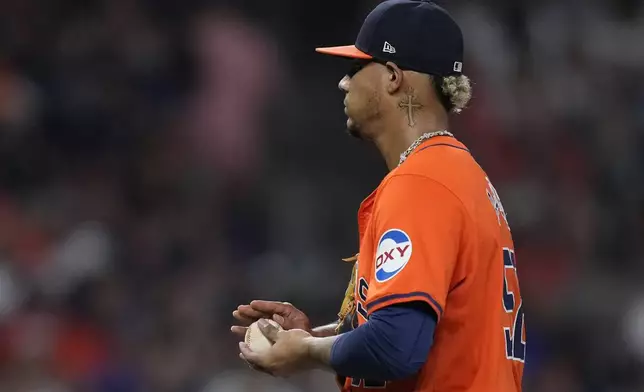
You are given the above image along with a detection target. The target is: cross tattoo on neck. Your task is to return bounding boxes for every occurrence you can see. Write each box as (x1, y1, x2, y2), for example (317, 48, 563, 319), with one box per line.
(398, 89, 422, 127)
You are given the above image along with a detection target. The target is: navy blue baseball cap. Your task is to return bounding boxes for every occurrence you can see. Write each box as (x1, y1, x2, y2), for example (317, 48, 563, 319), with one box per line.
(316, 0, 464, 77)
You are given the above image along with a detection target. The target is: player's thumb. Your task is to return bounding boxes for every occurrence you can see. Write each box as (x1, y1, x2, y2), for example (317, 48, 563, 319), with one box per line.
(272, 314, 285, 326)
(258, 319, 279, 342)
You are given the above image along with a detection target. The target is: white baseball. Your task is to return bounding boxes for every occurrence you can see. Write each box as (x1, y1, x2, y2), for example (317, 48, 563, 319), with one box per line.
(245, 319, 283, 354)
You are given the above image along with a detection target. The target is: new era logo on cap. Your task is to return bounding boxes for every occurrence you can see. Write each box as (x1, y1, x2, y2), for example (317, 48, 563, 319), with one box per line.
(383, 41, 396, 54)
(315, 1, 464, 77)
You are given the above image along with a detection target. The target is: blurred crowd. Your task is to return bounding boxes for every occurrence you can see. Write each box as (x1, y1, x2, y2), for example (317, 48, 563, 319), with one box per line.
(0, 0, 642, 391)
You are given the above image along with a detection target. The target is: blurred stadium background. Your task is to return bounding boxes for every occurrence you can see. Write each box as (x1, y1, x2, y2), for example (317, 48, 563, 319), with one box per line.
(0, 0, 643, 391)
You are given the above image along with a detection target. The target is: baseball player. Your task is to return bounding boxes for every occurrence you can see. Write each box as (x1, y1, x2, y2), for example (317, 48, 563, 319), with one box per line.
(232, 1, 525, 390)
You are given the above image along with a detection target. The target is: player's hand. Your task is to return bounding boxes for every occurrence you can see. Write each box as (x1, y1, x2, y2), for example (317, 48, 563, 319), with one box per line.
(231, 300, 312, 339)
(239, 319, 313, 377)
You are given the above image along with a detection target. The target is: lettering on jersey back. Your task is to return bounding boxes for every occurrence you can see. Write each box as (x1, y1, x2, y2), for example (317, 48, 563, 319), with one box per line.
(485, 176, 509, 228)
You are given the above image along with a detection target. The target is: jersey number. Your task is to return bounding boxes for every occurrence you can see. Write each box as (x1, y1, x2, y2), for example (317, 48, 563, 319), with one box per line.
(502, 248, 526, 362)
(351, 378, 386, 389)
(350, 278, 386, 388)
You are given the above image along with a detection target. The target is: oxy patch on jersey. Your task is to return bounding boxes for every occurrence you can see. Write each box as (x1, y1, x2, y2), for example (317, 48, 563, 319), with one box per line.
(375, 229, 413, 282)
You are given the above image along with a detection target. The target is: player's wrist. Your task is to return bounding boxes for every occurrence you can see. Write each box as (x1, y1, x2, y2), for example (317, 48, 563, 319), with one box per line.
(302, 336, 316, 360)
(303, 335, 337, 368)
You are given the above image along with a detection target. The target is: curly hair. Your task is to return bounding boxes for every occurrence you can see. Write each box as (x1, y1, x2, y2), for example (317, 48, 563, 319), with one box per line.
(432, 74, 472, 114)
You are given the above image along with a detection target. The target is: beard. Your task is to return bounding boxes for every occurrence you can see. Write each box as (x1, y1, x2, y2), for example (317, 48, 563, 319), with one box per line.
(347, 128, 363, 139)
(346, 119, 364, 140)
(343, 90, 380, 141)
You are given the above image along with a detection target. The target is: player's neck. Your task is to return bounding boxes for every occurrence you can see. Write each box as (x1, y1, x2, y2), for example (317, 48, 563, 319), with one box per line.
(373, 112, 449, 171)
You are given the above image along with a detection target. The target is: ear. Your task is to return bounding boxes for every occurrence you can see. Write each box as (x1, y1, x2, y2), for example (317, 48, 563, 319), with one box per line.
(384, 61, 404, 94)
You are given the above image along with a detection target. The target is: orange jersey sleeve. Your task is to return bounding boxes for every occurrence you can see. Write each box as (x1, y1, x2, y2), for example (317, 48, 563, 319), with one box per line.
(364, 173, 465, 320)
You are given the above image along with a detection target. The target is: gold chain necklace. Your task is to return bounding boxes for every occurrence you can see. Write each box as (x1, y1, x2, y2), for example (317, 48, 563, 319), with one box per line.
(398, 130, 454, 166)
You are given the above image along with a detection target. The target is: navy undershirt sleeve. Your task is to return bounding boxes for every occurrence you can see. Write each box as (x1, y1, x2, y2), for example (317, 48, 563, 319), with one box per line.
(329, 302, 437, 381)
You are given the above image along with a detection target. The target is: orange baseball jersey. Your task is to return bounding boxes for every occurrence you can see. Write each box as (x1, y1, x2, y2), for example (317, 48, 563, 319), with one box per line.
(337, 136, 525, 391)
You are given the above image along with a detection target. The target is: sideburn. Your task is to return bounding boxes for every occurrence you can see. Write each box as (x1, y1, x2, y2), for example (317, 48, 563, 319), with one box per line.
(365, 89, 382, 121)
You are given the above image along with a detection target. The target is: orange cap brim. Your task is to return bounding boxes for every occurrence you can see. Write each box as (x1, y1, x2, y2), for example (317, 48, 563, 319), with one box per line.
(315, 45, 372, 59)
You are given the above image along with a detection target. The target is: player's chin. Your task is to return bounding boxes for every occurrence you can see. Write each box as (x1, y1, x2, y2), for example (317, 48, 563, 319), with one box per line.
(345, 118, 363, 140)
